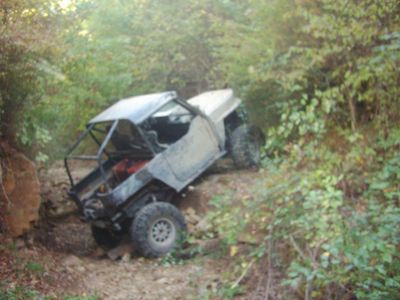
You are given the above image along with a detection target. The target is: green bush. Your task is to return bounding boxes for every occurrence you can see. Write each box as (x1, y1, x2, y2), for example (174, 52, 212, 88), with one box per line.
(209, 128, 400, 298)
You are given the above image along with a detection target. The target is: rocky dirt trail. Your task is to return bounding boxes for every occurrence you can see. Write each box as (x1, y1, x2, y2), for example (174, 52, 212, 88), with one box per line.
(36, 160, 260, 299)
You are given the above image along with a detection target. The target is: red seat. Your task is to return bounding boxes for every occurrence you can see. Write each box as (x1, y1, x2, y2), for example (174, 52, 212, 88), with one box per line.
(113, 159, 148, 181)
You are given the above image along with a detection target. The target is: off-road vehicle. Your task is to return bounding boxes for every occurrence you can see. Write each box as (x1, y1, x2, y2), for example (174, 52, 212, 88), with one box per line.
(65, 89, 264, 257)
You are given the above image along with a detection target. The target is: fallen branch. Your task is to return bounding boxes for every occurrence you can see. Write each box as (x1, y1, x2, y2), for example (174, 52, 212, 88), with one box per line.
(231, 258, 256, 290)
(289, 234, 308, 262)
(289, 235, 317, 300)
(263, 227, 274, 300)
(250, 258, 266, 300)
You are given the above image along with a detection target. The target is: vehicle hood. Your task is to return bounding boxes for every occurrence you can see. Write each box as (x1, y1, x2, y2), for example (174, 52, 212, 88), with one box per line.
(187, 89, 241, 122)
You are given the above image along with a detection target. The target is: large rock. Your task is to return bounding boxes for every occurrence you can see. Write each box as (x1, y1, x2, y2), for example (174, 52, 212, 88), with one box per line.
(0, 143, 41, 237)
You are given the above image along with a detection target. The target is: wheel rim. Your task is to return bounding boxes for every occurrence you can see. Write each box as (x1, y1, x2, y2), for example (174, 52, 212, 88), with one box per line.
(148, 218, 177, 250)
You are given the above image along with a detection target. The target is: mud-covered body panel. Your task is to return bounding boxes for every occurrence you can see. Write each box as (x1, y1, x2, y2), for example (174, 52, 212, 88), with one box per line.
(187, 89, 240, 124)
(106, 116, 224, 207)
(188, 89, 240, 147)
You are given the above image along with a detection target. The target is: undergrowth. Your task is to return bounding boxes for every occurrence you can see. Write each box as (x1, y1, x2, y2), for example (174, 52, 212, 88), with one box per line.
(208, 127, 400, 299)
(0, 239, 98, 300)
(0, 285, 98, 300)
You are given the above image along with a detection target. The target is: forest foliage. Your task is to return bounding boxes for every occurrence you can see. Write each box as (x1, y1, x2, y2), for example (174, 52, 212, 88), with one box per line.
(0, 0, 399, 298)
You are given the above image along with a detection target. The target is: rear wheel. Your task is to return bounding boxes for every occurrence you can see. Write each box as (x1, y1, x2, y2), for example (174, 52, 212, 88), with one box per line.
(130, 202, 187, 258)
(229, 124, 264, 168)
(91, 225, 121, 248)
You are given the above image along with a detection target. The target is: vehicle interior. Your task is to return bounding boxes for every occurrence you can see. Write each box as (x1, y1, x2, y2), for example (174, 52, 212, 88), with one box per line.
(140, 100, 194, 145)
(67, 120, 154, 203)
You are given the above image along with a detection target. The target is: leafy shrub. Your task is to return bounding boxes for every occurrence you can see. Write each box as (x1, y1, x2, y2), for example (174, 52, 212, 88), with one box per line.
(209, 128, 400, 299)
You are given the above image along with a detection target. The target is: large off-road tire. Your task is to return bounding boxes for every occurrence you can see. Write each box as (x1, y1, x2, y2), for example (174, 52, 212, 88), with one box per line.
(130, 202, 187, 258)
(229, 124, 264, 169)
(91, 225, 121, 248)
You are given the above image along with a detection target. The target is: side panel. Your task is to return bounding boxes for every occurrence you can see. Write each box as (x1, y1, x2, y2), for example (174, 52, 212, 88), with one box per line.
(108, 116, 224, 206)
(163, 116, 220, 181)
(107, 168, 153, 207)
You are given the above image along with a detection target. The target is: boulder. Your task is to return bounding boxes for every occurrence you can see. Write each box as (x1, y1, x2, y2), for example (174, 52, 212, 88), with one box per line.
(0, 143, 41, 237)
(107, 243, 134, 261)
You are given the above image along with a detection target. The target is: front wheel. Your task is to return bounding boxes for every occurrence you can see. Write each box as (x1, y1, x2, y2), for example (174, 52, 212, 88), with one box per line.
(130, 202, 187, 258)
(229, 124, 264, 169)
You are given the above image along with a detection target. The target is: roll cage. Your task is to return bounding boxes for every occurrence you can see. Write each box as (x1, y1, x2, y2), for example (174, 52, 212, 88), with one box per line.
(64, 96, 204, 198)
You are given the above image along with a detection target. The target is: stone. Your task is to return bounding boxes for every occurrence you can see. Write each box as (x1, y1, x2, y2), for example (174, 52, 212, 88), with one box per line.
(92, 247, 107, 259)
(15, 238, 25, 249)
(193, 217, 211, 234)
(184, 207, 202, 226)
(185, 207, 196, 216)
(76, 265, 86, 272)
(1, 143, 41, 237)
(107, 243, 134, 261)
(157, 277, 169, 284)
(63, 255, 82, 267)
(63, 255, 83, 272)
(121, 252, 131, 263)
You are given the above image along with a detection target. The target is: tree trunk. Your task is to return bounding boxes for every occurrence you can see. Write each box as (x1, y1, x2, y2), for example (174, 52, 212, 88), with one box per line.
(348, 97, 357, 132)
